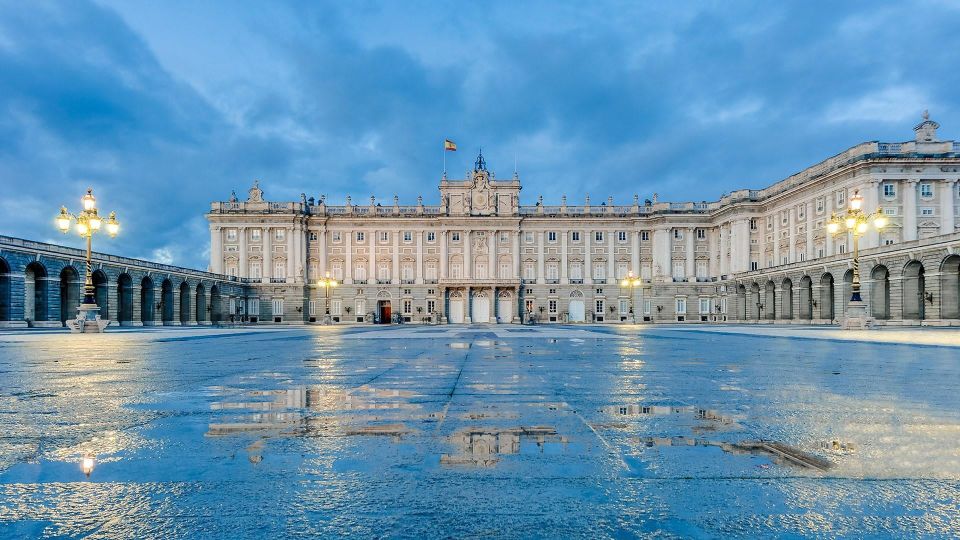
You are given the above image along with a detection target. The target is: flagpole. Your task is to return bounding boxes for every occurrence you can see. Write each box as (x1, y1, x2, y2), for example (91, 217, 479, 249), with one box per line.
(443, 140, 446, 176)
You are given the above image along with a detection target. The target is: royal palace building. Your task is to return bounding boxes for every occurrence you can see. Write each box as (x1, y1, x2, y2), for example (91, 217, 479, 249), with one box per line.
(206, 114, 960, 326)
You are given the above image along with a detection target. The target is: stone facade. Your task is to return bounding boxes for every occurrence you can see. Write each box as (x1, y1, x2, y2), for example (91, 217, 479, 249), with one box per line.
(0, 235, 246, 327)
(207, 115, 960, 325)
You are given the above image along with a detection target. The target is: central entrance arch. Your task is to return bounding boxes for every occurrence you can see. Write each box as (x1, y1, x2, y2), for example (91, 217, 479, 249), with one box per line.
(448, 291, 464, 323)
(497, 290, 513, 323)
(568, 290, 585, 322)
(472, 290, 490, 323)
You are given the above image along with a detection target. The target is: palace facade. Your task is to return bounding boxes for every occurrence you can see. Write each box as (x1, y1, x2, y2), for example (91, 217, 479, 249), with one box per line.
(207, 114, 960, 326)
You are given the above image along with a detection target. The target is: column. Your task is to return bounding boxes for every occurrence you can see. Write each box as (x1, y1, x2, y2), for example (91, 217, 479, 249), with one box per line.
(903, 179, 918, 242)
(941, 179, 957, 235)
(719, 224, 729, 277)
(262, 227, 272, 282)
(186, 283, 197, 325)
(585, 229, 592, 284)
(825, 195, 834, 255)
(788, 208, 796, 262)
(440, 230, 448, 279)
(536, 231, 545, 284)
(318, 227, 327, 277)
(286, 225, 295, 282)
(416, 230, 424, 284)
(607, 231, 615, 283)
(805, 203, 814, 260)
(512, 230, 520, 279)
(685, 227, 694, 280)
(369, 229, 376, 283)
(345, 229, 353, 284)
(211, 226, 223, 274)
(708, 227, 720, 278)
(652, 228, 670, 280)
(464, 230, 472, 279)
(239, 226, 248, 277)
(171, 283, 181, 326)
(561, 230, 568, 283)
(631, 229, 640, 276)
(773, 213, 781, 266)
(392, 230, 399, 284)
(488, 229, 496, 280)
(864, 179, 881, 248)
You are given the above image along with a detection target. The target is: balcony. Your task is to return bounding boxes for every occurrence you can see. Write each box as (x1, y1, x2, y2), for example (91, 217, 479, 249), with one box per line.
(593, 278, 607, 284)
(569, 279, 583, 284)
(377, 279, 391, 285)
(424, 279, 438, 284)
(401, 279, 415, 285)
(546, 279, 560, 284)
(269, 277, 286, 283)
(354, 279, 368, 285)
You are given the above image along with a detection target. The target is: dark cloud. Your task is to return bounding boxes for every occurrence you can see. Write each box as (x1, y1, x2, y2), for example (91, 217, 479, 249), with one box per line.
(2, 1, 959, 269)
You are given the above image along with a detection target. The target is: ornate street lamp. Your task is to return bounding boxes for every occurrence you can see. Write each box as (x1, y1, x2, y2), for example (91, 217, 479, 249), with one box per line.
(56, 188, 120, 333)
(316, 272, 338, 324)
(826, 189, 887, 329)
(81, 453, 96, 477)
(620, 271, 642, 323)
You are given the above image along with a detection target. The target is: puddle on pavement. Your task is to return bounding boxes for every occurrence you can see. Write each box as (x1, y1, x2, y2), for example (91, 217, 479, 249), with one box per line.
(441, 426, 571, 467)
(636, 436, 834, 472)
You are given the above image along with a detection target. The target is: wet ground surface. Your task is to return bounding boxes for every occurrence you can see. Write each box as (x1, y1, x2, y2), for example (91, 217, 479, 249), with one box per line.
(0, 324, 958, 538)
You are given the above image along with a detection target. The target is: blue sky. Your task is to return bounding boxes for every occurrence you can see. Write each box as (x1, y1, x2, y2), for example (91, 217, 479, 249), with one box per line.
(2, 1, 959, 270)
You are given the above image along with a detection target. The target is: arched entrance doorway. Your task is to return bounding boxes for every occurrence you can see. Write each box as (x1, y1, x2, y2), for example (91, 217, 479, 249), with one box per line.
(117, 273, 133, 325)
(819, 273, 835, 321)
(0, 257, 10, 322)
(870, 265, 890, 319)
(781, 278, 794, 320)
(749, 283, 761, 320)
(195, 283, 207, 324)
(842, 269, 854, 315)
(497, 290, 513, 323)
(92, 269, 109, 318)
(736, 284, 747, 320)
(902, 260, 925, 320)
(59, 266, 80, 324)
(568, 290, 585, 322)
(161, 279, 174, 324)
(764, 280, 776, 320)
(210, 285, 222, 324)
(448, 291, 464, 323)
(799, 276, 813, 320)
(179, 282, 191, 324)
(24, 261, 48, 324)
(472, 290, 490, 323)
(141, 276, 155, 325)
(939, 255, 960, 320)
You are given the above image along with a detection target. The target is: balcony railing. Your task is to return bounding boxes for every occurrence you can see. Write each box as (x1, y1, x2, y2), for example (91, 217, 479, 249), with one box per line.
(269, 277, 286, 283)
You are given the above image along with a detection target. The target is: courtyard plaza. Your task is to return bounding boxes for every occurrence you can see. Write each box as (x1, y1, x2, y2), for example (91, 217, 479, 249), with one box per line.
(0, 324, 958, 538)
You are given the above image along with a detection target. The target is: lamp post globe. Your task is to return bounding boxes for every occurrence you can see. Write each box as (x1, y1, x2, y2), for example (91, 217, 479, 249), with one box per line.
(826, 189, 885, 329)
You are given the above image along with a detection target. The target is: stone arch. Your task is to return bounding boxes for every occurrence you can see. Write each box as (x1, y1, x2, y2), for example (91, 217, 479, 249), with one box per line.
(161, 278, 174, 324)
(902, 260, 925, 320)
(764, 280, 776, 320)
(179, 281, 191, 324)
(59, 266, 81, 324)
(141, 276, 155, 324)
(449, 290, 463, 299)
(939, 255, 960, 320)
(0, 257, 10, 322)
(569, 289, 584, 298)
(781, 278, 794, 319)
(749, 282, 761, 320)
(737, 283, 747, 320)
(92, 269, 109, 317)
(210, 284, 221, 324)
(870, 265, 890, 319)
(819, 273, 835, 321)
(195, 282, 207, 323)
(117, 273, 133, 325)
(498, 289, 512, 299)
(799, 276, 813, 320)
(24, 261, 48, 323)
(377, 289, 392, 299)
(842, 269, 854, 311)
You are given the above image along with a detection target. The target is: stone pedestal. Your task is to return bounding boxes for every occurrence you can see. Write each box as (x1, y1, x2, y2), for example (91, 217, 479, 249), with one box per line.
(840, 300, 874, 330)
(66, 304, 111, 333)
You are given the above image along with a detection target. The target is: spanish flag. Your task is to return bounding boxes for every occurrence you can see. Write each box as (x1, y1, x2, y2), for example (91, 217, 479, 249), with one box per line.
(444, 139, 457, 151)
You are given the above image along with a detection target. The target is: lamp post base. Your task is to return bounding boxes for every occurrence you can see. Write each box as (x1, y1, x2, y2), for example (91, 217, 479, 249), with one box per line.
(840, 300, 874, 330)
(66, 304, 111, 333)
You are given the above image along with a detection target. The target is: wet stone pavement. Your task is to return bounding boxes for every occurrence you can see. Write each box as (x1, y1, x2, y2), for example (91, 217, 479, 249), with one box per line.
(0, 325, 959, 538)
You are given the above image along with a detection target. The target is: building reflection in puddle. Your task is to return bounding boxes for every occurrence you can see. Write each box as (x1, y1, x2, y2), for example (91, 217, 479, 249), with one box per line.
(603, 404, 737, 426)
(441, 426, 568, 467)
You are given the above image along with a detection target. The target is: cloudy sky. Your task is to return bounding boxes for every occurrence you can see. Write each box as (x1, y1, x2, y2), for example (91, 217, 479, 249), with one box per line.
(2, 1, 959, 269)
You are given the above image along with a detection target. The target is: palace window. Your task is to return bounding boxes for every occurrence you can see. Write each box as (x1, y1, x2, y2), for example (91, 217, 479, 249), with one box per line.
(617, 231, 627, 242)
(226, 229, 237, 241)
(618, 299, 629, 314)
(572, 231, 581, 241)
(696, 261, 708, 279)
(883, 183, 896, 198)
(427, 231, 436, 242)
(640, 231, 649, 241)
(750, 261, 759, 271)
(450, 262, 462, 279)
(883, 207, 897, 215)
(836, 191, 846, 207)
(331, 262, 343, 280)
(247, 298, 260, 316)
(309, 300, 316, 317)
(332, 231, 341, 242)
(401, 263, 414, 280)
(549, 300, 557, 313)
(403, 300, 412, 314)
(425, 262, 438, 280)
(525, 299, 535, 314)
(546, 262, 559, 280)
(616, 262, 628, 279)
(596, 288, 603, 295)
(920, 183, 933, 198)
(570, 262, 583, 280)
(452, 232, 461, 242)
(675, 297, 687, 314)
(331, 299, 342, 316)
(547, 231, 557, 243)
(251, 229, 261, 241)
(593, 263, 606, 280)
(499, 261, 511, 279)
(595, 231, 604, 242)
(595, 299, 605, 314)
(672, 261, 684, 280)
(250, 262, 262, 279)
(816, 198, 824, 213)
(749, 219, 758, 230)
(525, 232, 534, 243)
(673, 229, 683, 240)
(699, 298, 710, 314)
(403, 231, 412, 242)
(355, 299, 366, 317)
(921, 207, 934, 216)
(523, 262, 535, 280)
(308, 231, 318, 241)
(275, 229, 285, 241)
(354, 264, 366, 281)
(426, 300, 436, 313)
(356, 231, 365, 242)
(696, 228, 706, 240)
(500, 232, 509, 244)
(272, 299, 284, 316)
(380, 231, 389, 242)
(274, 261, 286, 279)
